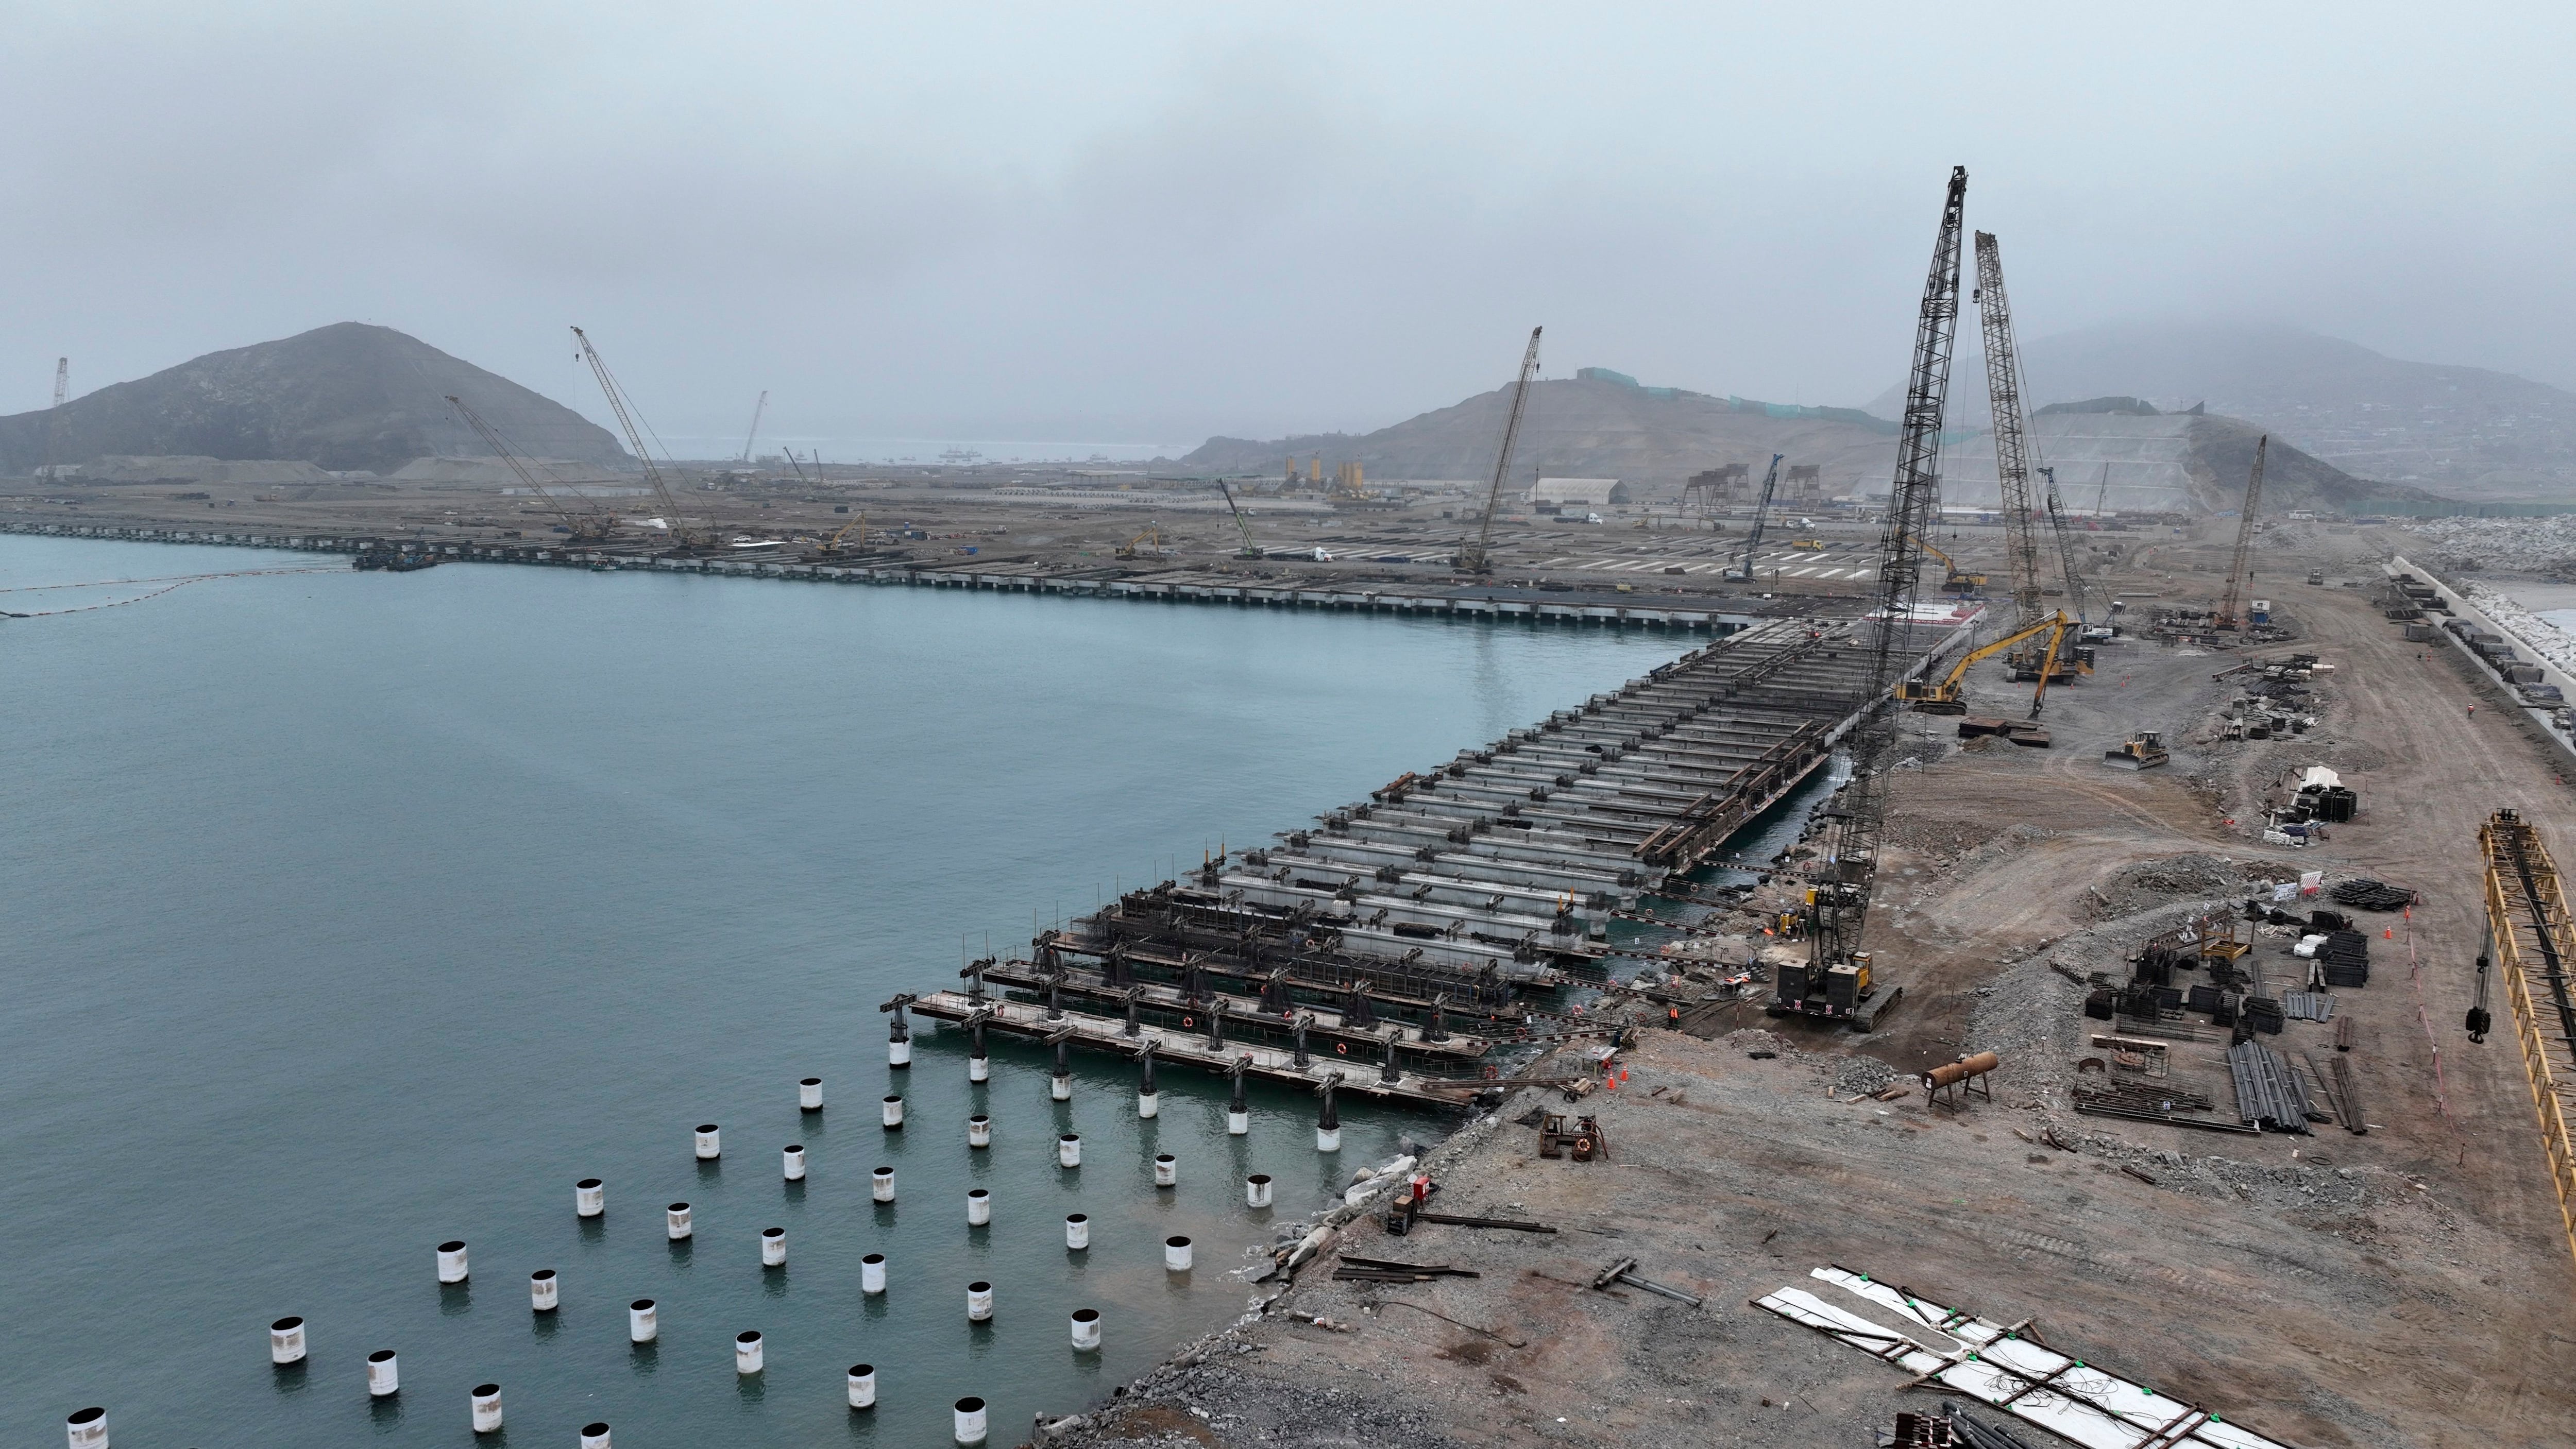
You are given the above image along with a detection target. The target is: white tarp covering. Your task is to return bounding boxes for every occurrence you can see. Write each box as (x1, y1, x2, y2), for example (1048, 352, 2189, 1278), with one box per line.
(1754, 1266, 2301, 1449)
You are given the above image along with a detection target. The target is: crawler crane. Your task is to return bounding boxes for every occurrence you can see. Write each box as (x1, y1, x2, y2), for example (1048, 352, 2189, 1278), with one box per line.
(1771, 165, 1967, 1032)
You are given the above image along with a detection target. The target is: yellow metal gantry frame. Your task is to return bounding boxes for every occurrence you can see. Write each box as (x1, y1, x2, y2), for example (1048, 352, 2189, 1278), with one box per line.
(2479, 808, 2576, 1271)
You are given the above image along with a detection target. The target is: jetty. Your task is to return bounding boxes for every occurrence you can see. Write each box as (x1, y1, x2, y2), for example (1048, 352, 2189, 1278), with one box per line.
(901, 614, 1964, 1109)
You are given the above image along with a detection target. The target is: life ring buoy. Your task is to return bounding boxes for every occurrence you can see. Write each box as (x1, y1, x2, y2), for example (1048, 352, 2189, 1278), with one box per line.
(1335, 1043, 1348, 1055)
(1182, 1016, 1194, 1028)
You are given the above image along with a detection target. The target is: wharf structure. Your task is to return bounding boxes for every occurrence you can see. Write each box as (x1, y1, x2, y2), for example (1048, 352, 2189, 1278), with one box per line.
(0, 521, 1811, 632)
(10, 518, 1956, 1101)
(904, 615, 1962, 1110)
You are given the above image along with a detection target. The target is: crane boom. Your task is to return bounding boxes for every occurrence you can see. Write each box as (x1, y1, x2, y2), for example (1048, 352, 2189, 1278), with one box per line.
(822, 510, 866, 554)
(2216, 436, 2268, 628)
(446, 395, 617, 541)
(1724, 454, 1785, 580)
(1458, 327, 1542, 575)
(1893, 609, 2071, 712)
(1216, 478, 1262, 558)
(570, 326, 704, 549)
(739, 390, 768, 463)
(2037, 464, 2089, 624)
(1972, 231, 2046, 634)
(1799, 164, 1969, 984)
(41, 357, 69, 479)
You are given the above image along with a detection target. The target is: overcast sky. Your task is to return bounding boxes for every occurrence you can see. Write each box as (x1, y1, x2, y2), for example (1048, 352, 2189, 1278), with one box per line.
(7, 2, 2569, 451)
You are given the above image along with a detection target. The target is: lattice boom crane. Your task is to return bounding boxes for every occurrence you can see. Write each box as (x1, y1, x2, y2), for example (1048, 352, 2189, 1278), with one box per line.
(1778, 165, 1968, 1027)
(446, 394, 618, 542)
(571, 326, 709, 550)
(1458, 327, 1541, 575)
(1972, 231, 2046, 636)
(2215, 436, 2268, 628)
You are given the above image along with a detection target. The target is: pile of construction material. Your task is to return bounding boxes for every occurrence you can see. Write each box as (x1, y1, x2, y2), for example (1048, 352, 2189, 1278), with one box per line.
(2216, 653, 2327, 744)
(2329, 877, 2415, 911)
(2311, 930, 2371, 988)
(2289, 765, 2359, 824)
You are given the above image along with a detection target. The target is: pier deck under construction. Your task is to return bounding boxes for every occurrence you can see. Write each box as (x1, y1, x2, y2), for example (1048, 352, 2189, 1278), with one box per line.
(906, 613, 1967, 1109)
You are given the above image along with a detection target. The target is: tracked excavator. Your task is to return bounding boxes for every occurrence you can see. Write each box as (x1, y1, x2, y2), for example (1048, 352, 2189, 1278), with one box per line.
(1893, 610, 2075, 717)
(1915, 536, 1985, 595)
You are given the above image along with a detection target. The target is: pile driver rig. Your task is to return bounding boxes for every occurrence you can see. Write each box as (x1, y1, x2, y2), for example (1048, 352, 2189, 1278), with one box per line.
(570, 327, 716, 553)
(1456, 327, 1541, 575)
(1772, 165, 1969, 1030)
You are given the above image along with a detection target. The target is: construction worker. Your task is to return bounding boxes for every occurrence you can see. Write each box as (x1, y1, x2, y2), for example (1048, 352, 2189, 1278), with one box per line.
(2469, 704, 2477, 719)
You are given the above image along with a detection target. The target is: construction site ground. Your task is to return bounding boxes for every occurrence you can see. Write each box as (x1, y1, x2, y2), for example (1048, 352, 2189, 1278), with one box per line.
(1048, 535, 2576, 1449)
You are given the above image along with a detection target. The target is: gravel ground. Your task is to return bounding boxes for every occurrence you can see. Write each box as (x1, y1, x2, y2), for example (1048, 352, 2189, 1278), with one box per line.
(1036, 546, 2576, 1449)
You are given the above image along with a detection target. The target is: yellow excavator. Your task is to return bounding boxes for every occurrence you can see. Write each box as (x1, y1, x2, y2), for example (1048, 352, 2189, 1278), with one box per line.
(1115, 522, 1165, 559)
(1893, 610, 2074, 715)
(1913, 535, 1985, 595)
(815, 511, 866, 555)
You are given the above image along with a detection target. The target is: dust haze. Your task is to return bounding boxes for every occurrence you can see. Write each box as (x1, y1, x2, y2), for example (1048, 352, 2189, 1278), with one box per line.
(6, 2, 2569, 447)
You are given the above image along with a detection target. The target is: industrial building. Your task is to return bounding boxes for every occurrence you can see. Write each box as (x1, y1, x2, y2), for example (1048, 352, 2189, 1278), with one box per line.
(1526, 476, 1631, 506)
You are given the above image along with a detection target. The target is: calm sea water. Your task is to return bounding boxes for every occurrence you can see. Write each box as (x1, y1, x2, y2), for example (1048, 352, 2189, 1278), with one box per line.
(0, 536, 1679, 1448)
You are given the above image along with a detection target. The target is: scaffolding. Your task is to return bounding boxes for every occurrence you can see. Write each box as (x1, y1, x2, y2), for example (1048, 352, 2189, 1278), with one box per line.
(2479, 808, 2576, 1271)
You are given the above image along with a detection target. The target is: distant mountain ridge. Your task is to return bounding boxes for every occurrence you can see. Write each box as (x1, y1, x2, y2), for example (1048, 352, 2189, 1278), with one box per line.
(1184, 374, 1917, 496)
(0, 323, 625, 477)
(1865, 321, 2576, 499)
(1183, 366, 2444, 516)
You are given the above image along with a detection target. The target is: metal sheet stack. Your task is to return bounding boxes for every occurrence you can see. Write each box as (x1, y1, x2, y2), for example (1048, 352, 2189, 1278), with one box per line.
(2281, 990, 2336, 1022)
(2227, 1039, 2314, 1133)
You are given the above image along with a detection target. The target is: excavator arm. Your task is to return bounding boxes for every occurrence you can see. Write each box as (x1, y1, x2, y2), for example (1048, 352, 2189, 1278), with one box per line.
(1905, 532, 1985, 592)
(2025, 615, 2073, 718)
(1893, 611, 2065, 712)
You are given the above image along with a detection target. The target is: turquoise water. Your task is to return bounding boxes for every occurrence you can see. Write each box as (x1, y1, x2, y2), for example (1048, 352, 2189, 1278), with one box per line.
(0, 537, 1677, 1447)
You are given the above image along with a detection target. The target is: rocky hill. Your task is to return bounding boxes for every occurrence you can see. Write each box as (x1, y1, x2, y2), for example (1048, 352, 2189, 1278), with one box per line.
(1185, 373, 1908, 496)
(1184, 367, 2447, 516)
(1867, 321, 2576, 500)
(0, 323, 625, 478)
(1937, 405, 2447, 517)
